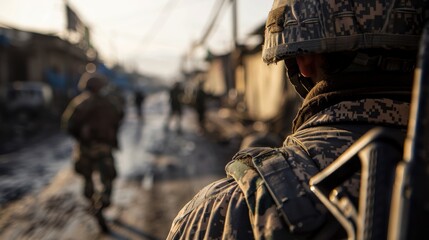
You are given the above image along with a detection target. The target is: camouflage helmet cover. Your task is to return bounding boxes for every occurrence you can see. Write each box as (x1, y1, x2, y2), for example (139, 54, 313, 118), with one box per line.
(262, 0, 429, 64)
(78, 72, 108, 93)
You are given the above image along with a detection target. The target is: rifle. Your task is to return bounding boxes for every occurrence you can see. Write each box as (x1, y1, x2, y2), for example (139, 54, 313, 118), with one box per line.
(389, 21, 429, 239)
(309, 22, 429, 240)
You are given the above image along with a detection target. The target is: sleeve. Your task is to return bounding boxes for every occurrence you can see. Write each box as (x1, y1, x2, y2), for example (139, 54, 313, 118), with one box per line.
(167, 177, 254, 240)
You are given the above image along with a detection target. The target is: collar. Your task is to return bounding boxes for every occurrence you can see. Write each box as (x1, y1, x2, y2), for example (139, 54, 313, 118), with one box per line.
(295, 98, 410, 132)
(292, 73, 412, 132)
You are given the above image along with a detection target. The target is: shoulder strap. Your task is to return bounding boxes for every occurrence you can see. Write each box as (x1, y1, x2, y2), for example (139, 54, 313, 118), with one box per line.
(230, 147, 326, 233)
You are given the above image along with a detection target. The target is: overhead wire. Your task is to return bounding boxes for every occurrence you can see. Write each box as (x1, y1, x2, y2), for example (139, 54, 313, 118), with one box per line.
(98, 0, 232, 75)
(122, 0, 183, 68)
(141, 0, 182, 46)
(182, 0, 231, 72)
(196, 0, 229, 47)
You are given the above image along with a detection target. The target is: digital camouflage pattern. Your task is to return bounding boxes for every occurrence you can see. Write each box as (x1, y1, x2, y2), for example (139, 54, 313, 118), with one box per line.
(228, 147, 326, 234)
(167, 88, 410, 239)
(263, 0, 429, 63)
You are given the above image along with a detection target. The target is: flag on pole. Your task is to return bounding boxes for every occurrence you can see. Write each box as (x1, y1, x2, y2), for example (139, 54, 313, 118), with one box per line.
(65, 3, 91, 49)
(66, 4, 83, 32)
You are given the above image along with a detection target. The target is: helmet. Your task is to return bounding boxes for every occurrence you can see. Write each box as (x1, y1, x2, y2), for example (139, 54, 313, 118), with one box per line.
(262, 0, 429, 97)
(78, 72, 108, 93)
(262, 0, 429, 64)
(263, 0, 429, 63)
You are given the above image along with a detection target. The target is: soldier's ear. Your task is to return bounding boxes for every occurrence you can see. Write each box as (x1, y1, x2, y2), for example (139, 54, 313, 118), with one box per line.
(296, 55, 315, 77)
(296, 55, 324, 82)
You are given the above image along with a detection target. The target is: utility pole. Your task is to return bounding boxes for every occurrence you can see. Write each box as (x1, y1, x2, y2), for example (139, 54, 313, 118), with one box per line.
(232, 0, 238, 48)
(230, 0, 239, 96)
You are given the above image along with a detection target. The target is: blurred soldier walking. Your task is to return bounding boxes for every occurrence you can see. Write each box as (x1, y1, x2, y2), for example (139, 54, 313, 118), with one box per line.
(194, 82, 207, 134)
(165, 82, 184, 133)
(134, 90, 145, 119)
(167, 0, 428, 239)
(62, 72, 123, 220)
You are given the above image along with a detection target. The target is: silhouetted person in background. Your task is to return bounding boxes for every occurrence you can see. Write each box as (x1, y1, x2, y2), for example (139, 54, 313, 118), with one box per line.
(165, 82, 183, 133)
(194, 82, 206, 133)
(62, 72, 123, 232)
(134, 90, 145, 119)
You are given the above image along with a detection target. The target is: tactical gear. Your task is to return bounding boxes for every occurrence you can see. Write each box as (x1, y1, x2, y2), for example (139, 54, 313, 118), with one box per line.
(167, 83, 410, 239)
(262, 0, 428, 64)
(389, 21, 429, 239)
(310, 128, 404, 239)
(229, 147, 326, 233)
(78, 72, 108, 93)
(167, 2, 425, 237)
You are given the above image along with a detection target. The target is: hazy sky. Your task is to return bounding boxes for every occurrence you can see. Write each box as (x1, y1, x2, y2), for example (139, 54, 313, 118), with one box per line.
(0, 0, 273, 79)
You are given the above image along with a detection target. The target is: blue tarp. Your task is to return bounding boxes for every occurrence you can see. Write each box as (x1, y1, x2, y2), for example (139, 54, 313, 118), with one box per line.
(96, 63, 131, 90)
(0, 35, 9, 47)
(45, 69, 67, 90)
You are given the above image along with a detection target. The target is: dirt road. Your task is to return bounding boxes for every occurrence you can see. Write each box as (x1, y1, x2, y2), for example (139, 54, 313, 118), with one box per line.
(0, 92, 241, 240)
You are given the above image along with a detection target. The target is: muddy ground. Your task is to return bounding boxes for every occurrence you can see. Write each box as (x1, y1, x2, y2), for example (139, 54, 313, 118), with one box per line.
(0, 92, 242, 239)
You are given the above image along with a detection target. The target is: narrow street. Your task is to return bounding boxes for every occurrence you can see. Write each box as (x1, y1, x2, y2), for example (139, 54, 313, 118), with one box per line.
(0, 91, 241, 240)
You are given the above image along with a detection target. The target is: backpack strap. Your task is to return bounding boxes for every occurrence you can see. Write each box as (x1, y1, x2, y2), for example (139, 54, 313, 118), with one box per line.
(227, 147, 326, 233)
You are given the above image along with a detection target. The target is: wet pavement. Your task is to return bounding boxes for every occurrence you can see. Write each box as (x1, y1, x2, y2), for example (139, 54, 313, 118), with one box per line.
(0, 133, 73, 207)
(0, 91, 242, 240)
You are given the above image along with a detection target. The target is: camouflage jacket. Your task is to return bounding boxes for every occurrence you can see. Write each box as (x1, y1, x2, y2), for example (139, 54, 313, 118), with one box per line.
(167, 82, 410, 239)
(62, 91, 123, 147)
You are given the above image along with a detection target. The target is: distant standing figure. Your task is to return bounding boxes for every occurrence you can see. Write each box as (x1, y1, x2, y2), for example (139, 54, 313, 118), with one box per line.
(134, 90, 145, 119)
(165, 82, 183, 133)
(195, 82, 206, 133)
(62, 72, 124, 216)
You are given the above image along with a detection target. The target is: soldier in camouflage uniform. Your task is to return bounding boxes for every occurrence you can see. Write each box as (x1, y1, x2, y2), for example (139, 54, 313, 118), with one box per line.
(167, 0, 428, 239)
(165, 82, 184, 133)
(62, 72, 123, 209)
